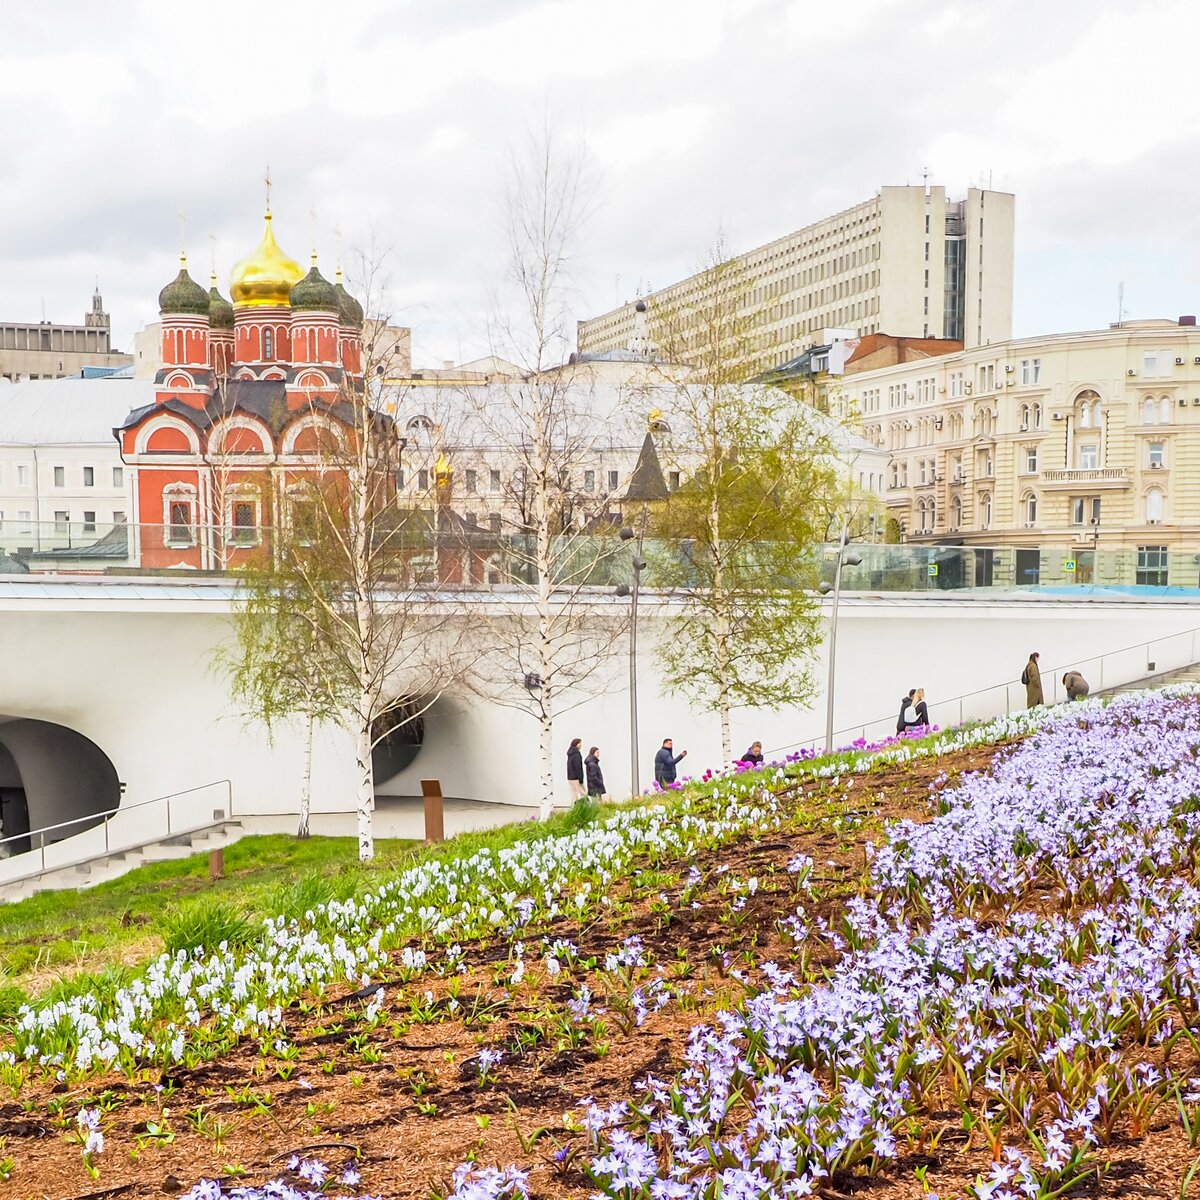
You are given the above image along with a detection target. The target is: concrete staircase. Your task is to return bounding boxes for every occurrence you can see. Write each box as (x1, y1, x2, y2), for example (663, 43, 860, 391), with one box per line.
(1096, 662, 1200, 698)
(0, 820, 244, 903)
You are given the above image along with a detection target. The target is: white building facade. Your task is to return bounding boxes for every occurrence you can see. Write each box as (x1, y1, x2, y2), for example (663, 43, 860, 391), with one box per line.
(578, 185, 1015, 367)
(0, 379, 145, 559)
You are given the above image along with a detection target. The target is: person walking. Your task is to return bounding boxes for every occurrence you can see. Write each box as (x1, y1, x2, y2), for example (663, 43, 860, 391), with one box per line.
(896, 688, 916, 734)
(1022, 652, 1044, 707)
(584, 746, 606, 798)
(566, 738, 585, 801)
(654, 738, 688, 786)
(1062, 671, 1090, 701)
(739, 741, 765, 766)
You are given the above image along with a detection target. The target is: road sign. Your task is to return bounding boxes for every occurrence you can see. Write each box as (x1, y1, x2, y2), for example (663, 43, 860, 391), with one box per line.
(927, 564, 938, 577)
(1064, 560, 1077, 573)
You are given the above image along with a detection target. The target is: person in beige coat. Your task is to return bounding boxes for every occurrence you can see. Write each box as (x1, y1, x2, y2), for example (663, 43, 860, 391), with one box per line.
(1022, 652, 1044, 707)
(1062, 671, 1090, 701)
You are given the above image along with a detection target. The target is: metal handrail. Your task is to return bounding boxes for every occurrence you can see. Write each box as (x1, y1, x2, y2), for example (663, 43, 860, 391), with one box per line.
(765, 622, 1200, 758)
(0, 780, 233, 877)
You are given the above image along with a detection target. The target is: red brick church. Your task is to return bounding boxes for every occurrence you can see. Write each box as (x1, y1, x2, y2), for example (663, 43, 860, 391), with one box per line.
(118, 206, 367, 569)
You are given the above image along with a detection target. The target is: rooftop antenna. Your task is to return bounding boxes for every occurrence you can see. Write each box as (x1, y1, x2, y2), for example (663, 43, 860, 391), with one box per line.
(922, 165, 929, 193)
(1117, 281, 1126, 327)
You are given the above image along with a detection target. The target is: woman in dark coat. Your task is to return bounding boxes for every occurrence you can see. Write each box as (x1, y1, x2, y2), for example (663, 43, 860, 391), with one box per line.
(584, 746, 605, 798)
(567, 738, 585, 800)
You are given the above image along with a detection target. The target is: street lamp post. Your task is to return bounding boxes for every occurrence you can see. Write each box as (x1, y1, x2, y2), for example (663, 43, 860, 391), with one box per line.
(818, 517, 862, 753)
(615, 516, 647, 796)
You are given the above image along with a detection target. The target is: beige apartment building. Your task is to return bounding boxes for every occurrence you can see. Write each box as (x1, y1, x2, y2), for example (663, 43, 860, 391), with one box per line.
(832, 316, 1200, 585)
(578, 185, 1015, 368)
(0, 290, 132, 381)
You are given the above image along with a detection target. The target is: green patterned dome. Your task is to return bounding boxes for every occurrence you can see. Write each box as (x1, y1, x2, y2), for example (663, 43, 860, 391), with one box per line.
(208, 279, 234, 329)
(335, 274, 364, 328)
(158, 258, 210, 316)
(290, 262, 339, 312)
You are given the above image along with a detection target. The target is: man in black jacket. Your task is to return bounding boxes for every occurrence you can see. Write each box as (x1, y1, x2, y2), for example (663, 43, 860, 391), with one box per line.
(654, 738, 687, 786)
(566, 738, 585, 801)
(896, 689, 916, 734)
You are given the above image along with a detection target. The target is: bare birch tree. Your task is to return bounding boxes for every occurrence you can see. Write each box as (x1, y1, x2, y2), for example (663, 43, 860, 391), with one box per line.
(646, 246, 839, 762)
(219, 255, 471, 860)
(452, 124, 629, 818)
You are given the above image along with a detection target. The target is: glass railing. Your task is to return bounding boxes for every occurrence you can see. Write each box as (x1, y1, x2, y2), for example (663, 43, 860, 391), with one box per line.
(1, 520, 1199, 595)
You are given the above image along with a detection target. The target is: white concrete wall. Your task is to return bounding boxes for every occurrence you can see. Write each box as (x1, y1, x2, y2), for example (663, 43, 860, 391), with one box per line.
(0, 583, 1198, 837)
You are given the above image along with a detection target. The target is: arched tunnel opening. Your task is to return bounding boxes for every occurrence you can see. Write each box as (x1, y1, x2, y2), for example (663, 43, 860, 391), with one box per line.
(0, 717, 121, 858)
(371, 700, 427, 789)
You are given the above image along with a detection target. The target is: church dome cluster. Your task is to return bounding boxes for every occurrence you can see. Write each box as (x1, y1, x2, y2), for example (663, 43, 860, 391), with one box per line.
(153, 199, 366, 385)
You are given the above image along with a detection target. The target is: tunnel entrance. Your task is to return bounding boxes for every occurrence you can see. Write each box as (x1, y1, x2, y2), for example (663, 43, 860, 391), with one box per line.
(371, 701, 427, 787)
(0, 718, 120, 854)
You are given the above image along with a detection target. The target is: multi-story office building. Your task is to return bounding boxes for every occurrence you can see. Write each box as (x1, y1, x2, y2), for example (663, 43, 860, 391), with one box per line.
(832, 316, 1200, 584)
(0, 290, 133, 381)
(578, 185, 1015, 368)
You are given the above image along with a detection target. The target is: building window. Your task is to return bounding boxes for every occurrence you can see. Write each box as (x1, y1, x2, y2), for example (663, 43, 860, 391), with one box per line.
(83, 466, 94, 487)
(396, 468, 405, 488)
(1161, 396, 1173, 424)
(1032, 403, 1042, 428)
(1142, 352, 1165, 378)
(1019, 403, 1030, 430)
(583, 469, 595, 492)
(18, 509, 31, 533)
(1148, 440, 1165, 468)
(489, 513, 502, 533)
(1072, 496, 1101, 525)
(417, 468, 429, 491)
(165, 495, 196, 546)
(978, 364, 995, 392)
(979, 492, 992, 529)
(1136, 545, 1168, 586)
(1146, 488, 1164, 523)
(669, 470, 681, 490)
(228, 498, 258, 545)
(949, 371, 963, 398)
(17, 465, 28, 486)
(1024, 493, 1037, 525)
(263, 327, 274, 360)
(1020, 358, 1042, 385)
(466, 469, 478, 494)
(608, 470, 619, 491)
(1142, 396, 1157, 425)
(82, 510, 96, 532)
(1078, 444, 1098, 470)
(54, 510, 69, 532)
(113, 510, 126, 525)
(53, 466, 65, 487)
(1025, 446, 1038, 473)
(112, 466, 124, 487)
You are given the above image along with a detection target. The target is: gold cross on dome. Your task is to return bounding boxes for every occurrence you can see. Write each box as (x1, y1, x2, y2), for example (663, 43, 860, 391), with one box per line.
(178, 210, 187, 262)
(264, 165, 272, 215)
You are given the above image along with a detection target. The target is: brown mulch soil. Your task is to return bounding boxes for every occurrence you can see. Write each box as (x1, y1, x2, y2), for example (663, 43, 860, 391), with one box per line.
(1, 739, 1193, 1199)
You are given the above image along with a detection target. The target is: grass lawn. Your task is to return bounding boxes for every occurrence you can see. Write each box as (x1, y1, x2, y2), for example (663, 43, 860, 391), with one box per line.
(0, 799, 616, 1009)
(0, 833, 419, 1004)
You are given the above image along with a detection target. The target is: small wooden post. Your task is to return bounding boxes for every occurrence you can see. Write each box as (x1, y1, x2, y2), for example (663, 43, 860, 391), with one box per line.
(421, 778, 445, 844)
(209, 848, 224, 881)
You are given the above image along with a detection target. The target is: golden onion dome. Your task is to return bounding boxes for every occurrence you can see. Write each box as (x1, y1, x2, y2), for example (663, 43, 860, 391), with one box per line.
(229, 212, 305, 307)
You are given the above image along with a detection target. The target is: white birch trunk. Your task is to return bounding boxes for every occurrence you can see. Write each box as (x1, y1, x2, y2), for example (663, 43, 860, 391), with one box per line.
(710, 496, 733, 763)
(297, 711, 313, 839)
(355, 707, 375, 862)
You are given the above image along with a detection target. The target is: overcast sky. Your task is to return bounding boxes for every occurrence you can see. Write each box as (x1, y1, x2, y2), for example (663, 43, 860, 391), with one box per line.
(3, 0, 1199, 366)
